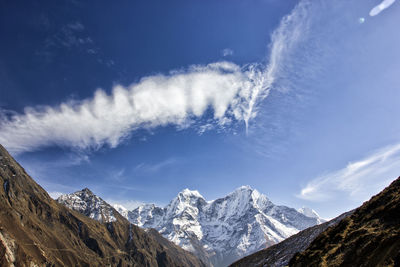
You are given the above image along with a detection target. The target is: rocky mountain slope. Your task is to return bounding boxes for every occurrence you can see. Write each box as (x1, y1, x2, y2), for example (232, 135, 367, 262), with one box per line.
(290, 176, 400, 267)
(120, 186, 323, 266)
(0, 144, 205, 266)
(230, 210, 353, 267)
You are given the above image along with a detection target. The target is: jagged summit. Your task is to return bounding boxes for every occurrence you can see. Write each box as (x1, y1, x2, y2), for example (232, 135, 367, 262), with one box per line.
(228, 185, 255, 199)
(57, 188, 117, 223)
(113, 203, 128, 218)
(179, 188, 204, 198)
(227, 185, 258, 197)
(122, 186, 323, 266)
(228, 186, 269, 202)
(81, 187, 93, 194)
(298, 207, 326, 224)
(174, 188, 205, 206)
(234, 185, 253, 191)
(58, 183, 324, 267)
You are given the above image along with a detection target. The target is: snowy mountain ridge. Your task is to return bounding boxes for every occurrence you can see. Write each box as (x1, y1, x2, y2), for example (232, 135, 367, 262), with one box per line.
(298, 207, 326, 224)
(58, 186, 324, 266)
(122, 186, 324, 266)
(57, 188, 117, 223)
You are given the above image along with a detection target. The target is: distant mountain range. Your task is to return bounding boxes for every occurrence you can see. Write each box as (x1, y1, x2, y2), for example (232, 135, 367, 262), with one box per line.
(59, 186, 325, 266)
(2, 141, 398, 267)
(0, 144, 204, 266)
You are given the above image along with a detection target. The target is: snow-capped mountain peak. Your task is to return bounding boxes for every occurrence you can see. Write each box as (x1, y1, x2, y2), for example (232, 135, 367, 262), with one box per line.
(128, 203, 164, 228)
(229, 186, 270, 204)
(123, 186, 324, 266)
(228, 185, 254, 202)
(57, 188, 117, 223)
(58, 186, 324, 267)
(234, 184, 252, 191)
(179, 188, 204, 199)
(113, 204, 128, 218)
(173, 188, 205, 206)
(298, 207, 326, 224)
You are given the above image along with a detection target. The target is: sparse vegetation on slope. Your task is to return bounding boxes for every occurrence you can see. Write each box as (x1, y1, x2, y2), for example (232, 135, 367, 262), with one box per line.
(290, 176, 400, 267)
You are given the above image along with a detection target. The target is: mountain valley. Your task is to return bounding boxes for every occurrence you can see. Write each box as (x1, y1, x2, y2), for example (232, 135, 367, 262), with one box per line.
(59, 186, 324, 266)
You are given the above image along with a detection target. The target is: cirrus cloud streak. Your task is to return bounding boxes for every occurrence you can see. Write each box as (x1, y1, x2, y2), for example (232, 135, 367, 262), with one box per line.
(298, 143, 400, 202)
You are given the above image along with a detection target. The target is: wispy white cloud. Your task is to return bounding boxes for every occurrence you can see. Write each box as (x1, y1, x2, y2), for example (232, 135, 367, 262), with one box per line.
(0, 0, 312, 154)
(240, 0, 311, 134)
(134, 158, 178, 173)
(198, 123, 214, 135)
(108, 168, 126, 182)
(50, 21, 92, 49)
(264, 1, 310, 89)
(222, 48, 234, 57)
(67, 21, 85, 31)
(369, 0, 396, 16)
(0, 62, 265, 153)
(298, 143, 400, 201)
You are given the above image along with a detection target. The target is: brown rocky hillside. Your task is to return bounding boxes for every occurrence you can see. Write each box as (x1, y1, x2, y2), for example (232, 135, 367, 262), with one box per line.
(290, 176, 400, 267)
(0, 144, 205, 267)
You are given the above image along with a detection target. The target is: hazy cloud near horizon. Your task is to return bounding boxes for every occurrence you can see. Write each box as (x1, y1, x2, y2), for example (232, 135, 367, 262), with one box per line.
(298, 144, 400, 202)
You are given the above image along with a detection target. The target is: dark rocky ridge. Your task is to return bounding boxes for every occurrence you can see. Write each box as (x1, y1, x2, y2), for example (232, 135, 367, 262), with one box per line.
(290, 176, 400, 267)
(0, 144, 205, 266)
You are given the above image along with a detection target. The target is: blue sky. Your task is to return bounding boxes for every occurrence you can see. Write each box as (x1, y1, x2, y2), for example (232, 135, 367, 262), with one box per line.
(0, 0, 399, 218)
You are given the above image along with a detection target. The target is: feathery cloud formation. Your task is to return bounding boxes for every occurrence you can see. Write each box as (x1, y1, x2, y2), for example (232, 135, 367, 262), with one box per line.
(0, 1, 311, 154)
(222, 48, 234, 57)
(0, 62, 264, 153)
